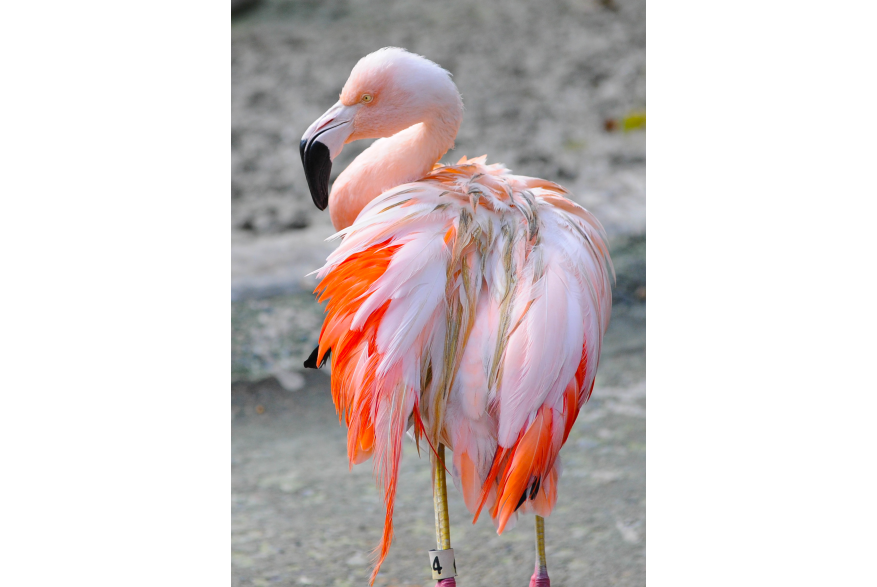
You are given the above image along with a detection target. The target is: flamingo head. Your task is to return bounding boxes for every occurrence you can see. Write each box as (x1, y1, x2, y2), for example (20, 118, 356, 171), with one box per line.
(300, 47, 462, 210)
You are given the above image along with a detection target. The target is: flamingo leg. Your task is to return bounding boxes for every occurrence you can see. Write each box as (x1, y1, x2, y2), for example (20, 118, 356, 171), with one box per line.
(529, 515, 550, 586)
(431, 444, 456, 586)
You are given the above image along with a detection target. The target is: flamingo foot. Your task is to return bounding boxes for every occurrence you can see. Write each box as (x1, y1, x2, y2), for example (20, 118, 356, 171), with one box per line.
(436, 578, 457, 586)
(529, 565, 550, 587)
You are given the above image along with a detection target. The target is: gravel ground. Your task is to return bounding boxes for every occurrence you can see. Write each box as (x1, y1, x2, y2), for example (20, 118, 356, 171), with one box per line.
(232, 302, 645, 587)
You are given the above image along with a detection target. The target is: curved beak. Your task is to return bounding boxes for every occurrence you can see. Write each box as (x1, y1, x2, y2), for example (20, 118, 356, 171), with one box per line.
(300, 101, 359, 210)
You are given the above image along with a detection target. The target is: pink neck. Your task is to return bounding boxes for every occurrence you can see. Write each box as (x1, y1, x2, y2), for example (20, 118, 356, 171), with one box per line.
(329, 117, 459, 230)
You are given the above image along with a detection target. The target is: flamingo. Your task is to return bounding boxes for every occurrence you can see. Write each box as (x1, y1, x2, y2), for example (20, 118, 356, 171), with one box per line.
(300, 48, 613, 586)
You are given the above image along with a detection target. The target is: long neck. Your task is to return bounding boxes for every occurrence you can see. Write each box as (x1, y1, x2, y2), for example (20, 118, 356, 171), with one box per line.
(328, 116, 459, 230)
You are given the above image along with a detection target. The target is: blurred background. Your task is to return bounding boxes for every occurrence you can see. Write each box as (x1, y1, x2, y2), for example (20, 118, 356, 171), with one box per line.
(232, 0, 645, 585)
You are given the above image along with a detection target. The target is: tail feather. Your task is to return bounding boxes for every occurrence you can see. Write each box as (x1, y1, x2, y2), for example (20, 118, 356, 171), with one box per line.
(494, 407, 554, 532)
(458, 451, 482, 513)
(369, 380, 415, 585)
(473, 446, 508, 523)
(531, 466, 558, 517)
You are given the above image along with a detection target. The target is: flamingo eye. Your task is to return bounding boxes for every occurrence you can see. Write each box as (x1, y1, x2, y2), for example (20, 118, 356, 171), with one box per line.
(361, 94, 374, 104)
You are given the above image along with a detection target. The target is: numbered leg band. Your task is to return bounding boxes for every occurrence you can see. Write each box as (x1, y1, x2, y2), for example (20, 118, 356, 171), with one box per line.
(428, 548, 456, 579)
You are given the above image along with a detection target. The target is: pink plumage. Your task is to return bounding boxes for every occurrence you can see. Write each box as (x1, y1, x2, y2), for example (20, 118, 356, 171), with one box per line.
(301, 47, 613, 584)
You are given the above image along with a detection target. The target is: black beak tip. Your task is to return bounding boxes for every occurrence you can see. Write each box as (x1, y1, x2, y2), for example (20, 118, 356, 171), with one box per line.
(300, 140, 331, 211)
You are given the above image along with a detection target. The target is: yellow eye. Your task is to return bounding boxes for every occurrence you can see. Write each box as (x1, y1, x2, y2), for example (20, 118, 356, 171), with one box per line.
(361, 94, 374, 104)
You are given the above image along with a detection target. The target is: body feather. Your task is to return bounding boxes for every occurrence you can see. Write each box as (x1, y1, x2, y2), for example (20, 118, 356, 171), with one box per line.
(313, 156, 613, 581)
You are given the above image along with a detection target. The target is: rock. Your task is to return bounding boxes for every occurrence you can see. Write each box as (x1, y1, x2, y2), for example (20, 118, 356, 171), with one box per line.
(273, 370, 305, 391)
(231, 293, 326, 383)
